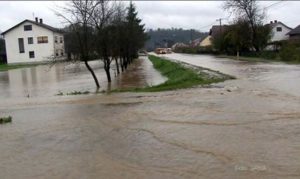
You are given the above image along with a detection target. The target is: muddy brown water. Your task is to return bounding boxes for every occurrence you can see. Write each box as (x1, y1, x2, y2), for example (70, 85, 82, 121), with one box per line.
(0, 54, 300, 179)
(0, 57, 166, 100)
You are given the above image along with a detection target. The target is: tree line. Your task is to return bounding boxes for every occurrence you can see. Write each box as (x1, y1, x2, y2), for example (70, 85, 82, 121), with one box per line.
(172, 0, 299, 62)
(145, 28, 208, 51)
(213, 0, 271, 56)
(56, 0, 148, 88)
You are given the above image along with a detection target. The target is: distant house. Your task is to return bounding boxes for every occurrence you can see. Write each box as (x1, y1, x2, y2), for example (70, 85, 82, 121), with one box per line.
(209, 25, 229, 40)
(267, 20, 292, 42)
(208, 25, 229, 48)
(264, 20, 292, 50)
(1, 18, 65, 64)
(287, 25, 300, 40)
(171, 42, 188, 50)
(190, 38, 203, 47)
(199, 35, 212, 47)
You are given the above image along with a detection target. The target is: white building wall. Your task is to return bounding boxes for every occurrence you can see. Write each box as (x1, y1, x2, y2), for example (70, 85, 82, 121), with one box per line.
(53, 33, 65, 57)
(4, 21, 63, 64)
(270, 23, 291, 42)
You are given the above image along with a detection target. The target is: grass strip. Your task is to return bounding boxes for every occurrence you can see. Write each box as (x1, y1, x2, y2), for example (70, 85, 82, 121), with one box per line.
(114, 55, 232, 92)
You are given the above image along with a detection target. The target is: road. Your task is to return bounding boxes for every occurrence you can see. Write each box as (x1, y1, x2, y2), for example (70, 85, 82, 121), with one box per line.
(0, 54, 299, 179)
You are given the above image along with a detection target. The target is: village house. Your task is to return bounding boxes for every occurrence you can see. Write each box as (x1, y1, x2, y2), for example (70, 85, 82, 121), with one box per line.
(1, 18, 65, 64)
(199, 35, 212, 47)
(265, 20, 292, 50)
(209, 25, 229, 39)
(268, 20, 292, 42)
(171, 42, 188, 50)
(190, 37, 203, 47)
(287, 25, 300, 40)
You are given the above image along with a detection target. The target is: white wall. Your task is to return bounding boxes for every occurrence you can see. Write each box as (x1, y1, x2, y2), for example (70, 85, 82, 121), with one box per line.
(53, 32, 65, 57)
(4, 21, 64, 64)
(270, 23, 291, 42)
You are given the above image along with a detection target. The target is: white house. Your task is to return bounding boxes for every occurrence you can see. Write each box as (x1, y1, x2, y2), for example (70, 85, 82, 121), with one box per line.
(266, 20, 292, 50)
(1, 18, 65, 64)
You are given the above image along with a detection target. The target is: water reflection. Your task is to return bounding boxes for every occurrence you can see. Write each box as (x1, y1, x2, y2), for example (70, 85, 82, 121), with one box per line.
(0, 57, 166, 99)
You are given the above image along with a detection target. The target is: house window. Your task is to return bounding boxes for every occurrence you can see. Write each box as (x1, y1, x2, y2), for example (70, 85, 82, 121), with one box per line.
(60, 37, 63, 43)
(24, 25, 32, 31)
(61, 49, 64, 56)
(28, 37, 33, 44)
(276, 27, 282, 32)
(56, 49, 59, 57)
(29, 51, 35, 58)
(18, 38, 24, 53)
(37, 36, 48, 43)
(55, 36, 58, 43)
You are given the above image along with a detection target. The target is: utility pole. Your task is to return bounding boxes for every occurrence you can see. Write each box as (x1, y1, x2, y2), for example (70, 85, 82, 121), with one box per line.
(216, 18, 226, 51)
(216, 18, 225, 34)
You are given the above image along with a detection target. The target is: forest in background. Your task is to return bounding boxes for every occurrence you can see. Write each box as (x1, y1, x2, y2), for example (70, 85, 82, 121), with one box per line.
(145, 28, 208, 51)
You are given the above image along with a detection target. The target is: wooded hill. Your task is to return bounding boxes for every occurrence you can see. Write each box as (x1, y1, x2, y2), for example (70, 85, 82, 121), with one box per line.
(145, 28, 208, 51)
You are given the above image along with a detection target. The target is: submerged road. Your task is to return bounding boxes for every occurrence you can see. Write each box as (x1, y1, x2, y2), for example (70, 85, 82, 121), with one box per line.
(0, 54, 300, 179)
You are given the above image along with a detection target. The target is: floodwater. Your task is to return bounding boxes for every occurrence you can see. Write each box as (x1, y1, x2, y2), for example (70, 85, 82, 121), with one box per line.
(1, 54, 300, 179)
(163, 53, 300, 97)
(0, 57, 166, 100)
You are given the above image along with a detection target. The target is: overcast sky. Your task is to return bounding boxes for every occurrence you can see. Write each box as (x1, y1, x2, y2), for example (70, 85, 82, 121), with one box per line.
(1, 1, 300, 33)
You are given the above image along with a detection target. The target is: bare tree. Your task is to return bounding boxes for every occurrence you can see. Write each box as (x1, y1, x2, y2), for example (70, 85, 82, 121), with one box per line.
(224, 0, 265, 52)
(55, 0, 100, 88)
(90, 0, 117, 82)
(54, 0, 146, 85)
(110, 2, 127, 74)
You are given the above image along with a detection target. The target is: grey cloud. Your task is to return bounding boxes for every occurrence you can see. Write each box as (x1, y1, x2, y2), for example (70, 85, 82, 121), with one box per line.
(1, 1, 300, 33)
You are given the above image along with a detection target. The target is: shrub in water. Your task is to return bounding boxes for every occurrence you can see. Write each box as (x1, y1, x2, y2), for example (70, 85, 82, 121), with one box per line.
(0, 116, 12, 124)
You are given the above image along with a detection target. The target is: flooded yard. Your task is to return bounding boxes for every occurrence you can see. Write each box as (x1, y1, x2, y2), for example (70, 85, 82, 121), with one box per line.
(0, 57, 166, 100)
(0, 54, 300, 179)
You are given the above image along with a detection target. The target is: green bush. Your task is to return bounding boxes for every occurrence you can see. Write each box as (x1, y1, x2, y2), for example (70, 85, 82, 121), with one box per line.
(0, 116, 12, 124)
(279, 43, 300, 62)
(238, 51, 278, 60)
(259, 51, 278, 59)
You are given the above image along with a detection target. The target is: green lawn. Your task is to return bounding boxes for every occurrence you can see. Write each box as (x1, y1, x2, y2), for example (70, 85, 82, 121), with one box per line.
(114, 55, 232, 92)
(0, 63, 38, 71)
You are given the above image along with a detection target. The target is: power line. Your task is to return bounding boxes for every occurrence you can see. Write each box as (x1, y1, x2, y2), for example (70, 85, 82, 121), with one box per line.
(198, 21, 216, 30)
(198, 15, 231, 31)
(263, 0, 285, 10)
(197, 1, 284, 32)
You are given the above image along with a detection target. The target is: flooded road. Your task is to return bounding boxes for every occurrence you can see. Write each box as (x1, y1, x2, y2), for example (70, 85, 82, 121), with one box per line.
(163, 53, 300, 97)
(1, 54, 300, 179)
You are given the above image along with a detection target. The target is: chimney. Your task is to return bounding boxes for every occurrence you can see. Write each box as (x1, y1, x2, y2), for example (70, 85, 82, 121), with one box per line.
(35, 17, 38, 22)
(270, 21, 273, 24)
(274, 20, 277, 23)
(39, 18, 43, 24)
